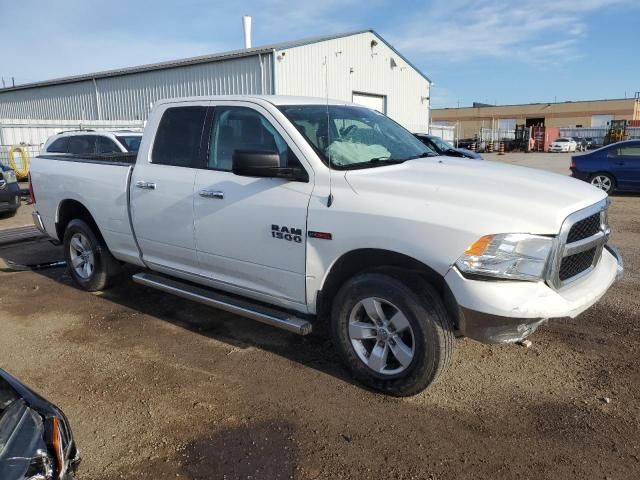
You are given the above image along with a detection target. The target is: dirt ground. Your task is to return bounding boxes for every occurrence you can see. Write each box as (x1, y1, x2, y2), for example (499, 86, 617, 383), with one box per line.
(0, 154, 638, 479)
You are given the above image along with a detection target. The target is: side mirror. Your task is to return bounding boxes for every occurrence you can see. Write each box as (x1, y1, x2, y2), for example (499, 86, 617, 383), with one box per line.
(232, 150, 280, 177)
(232, 150, 309, 182)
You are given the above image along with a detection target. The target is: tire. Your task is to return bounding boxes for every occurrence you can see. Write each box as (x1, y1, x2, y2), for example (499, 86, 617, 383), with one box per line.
(331, 272, 455, 396)
(590, 173, 615, 194)
(63, 219, 120, 291)
(0, 209, 17, 219)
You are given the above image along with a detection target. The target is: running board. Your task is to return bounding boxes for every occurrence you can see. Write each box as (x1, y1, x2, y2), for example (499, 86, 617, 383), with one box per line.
(132, 272, 312, 335)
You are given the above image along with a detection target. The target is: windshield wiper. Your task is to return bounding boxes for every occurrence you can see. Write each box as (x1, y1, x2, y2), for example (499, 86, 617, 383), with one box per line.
(403, 151, 438, 160)
(334, 157, 408, 170)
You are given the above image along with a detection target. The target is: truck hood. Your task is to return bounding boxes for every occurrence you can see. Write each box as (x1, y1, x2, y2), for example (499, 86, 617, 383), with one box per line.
(343, 156, 606, 235)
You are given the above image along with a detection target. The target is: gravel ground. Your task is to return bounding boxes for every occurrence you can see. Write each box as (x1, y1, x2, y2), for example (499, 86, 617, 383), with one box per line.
(0, 153, 638, 479)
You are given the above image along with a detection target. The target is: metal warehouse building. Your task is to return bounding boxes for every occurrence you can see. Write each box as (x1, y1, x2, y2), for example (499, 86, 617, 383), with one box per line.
(432, 97, 640, 140)
(0, 29, 431, 145)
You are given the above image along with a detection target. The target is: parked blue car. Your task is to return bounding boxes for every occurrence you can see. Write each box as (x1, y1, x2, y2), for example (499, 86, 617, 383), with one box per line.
(571, 140, 640, 193)
(414, 134, 483, 160)
(0, 163, 22, 217)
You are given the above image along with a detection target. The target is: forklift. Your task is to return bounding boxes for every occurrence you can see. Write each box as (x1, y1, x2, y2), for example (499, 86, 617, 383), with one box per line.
(604, 119, 628, 145)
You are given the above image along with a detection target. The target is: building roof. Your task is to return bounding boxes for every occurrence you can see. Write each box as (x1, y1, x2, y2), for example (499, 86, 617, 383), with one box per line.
(0, 29, 430, 93)
(434, 97, 637, 111)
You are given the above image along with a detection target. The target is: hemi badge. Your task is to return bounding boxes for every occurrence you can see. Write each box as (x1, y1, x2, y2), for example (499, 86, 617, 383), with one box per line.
(308, 231, 332, 240)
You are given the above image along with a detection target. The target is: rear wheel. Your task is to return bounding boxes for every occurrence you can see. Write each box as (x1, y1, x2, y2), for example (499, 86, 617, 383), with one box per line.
(331, 272, 455, 396)
(590, 173, 615, 194)
(63, 219, 119, 291)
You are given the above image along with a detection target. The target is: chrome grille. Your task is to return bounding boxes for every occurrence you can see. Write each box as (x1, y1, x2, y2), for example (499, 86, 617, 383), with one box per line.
(567, 213, 601, 243)
(559, 248, 597, 281)
(548, 200, 609, 289)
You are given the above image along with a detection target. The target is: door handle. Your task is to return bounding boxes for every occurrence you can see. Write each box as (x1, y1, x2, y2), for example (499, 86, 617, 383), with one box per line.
(199, 190, 224, 199)
(614, 162, 625, 166)
(135, 181, 156, 190)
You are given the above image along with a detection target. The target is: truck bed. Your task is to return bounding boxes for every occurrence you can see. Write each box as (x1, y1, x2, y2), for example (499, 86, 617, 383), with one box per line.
(30, 154, 143, 266)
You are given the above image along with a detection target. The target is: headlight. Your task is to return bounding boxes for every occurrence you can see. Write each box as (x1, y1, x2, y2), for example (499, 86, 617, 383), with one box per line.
(456, 233, 554, 281)
(4, 170, 17, 184)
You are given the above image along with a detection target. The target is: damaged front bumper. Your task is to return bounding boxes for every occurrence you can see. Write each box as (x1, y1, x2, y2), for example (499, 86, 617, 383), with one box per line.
(445, 244, 623, 344)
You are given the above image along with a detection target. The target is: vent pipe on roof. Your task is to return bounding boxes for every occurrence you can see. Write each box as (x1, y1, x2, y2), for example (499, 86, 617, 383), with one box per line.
(242, 16, 252, 49)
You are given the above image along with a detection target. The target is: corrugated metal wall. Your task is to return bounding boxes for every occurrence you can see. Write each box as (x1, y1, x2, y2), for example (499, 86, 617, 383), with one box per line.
(274, 32, 430, 133)
(0, 53, 273, 121)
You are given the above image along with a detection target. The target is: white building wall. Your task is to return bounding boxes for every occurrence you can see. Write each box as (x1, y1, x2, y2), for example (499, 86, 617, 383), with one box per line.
(274, 31, 430, 132)
(0, 54, 273, 122)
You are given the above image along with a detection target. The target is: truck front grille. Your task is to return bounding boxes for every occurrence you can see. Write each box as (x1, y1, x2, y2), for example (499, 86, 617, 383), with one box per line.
(567, 213, 601, 243)
(559, 248, 598, 281)
(549, 200, 609, 289)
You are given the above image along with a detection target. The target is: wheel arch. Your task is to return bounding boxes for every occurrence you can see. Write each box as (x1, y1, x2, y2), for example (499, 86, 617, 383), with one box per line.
(56, 199, 106, 245)
(316, 248, 448, 321)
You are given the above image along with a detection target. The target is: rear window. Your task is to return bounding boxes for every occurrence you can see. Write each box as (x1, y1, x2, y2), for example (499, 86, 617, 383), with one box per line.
(152, 106, 207, 167)
(47, 137, 69, 153)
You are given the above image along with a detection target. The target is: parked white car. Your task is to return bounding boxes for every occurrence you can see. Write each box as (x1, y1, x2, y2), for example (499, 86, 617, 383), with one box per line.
(43, 130, 142, 156)
(29, 95, 623, 396)
(549, 137, 577, 153)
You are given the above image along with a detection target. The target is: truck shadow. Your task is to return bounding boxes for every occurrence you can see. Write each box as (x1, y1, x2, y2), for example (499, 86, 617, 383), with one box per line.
(0, 239, 354, 387)
(103, 419, 299, 480)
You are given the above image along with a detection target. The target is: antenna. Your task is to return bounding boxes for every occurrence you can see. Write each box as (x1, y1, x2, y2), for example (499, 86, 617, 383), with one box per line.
(324, 55, 333, 208)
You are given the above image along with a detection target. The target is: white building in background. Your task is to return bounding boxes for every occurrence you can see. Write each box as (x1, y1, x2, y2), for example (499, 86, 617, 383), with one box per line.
(0, 29, 431, 146)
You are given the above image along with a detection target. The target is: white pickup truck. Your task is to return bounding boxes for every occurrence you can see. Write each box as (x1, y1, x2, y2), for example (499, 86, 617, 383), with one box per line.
(30, 95, 623, 396)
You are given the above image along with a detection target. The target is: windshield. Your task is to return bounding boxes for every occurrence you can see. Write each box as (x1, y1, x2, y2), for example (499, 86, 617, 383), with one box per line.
(279, 105, 436, 169)
(116, 135, 142, 152)
(429, 136, 454, 152)
(555, 138, 569, 143)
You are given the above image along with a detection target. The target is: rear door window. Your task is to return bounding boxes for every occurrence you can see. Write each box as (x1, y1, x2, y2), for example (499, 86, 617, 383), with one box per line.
(96, 137, 121, 154)
(47, 137, 69, 153)
(116, 135, 142, 152)
(618, 145, 640, 158)
(152, 106, 207, 167)
(68, 136, 96, 155)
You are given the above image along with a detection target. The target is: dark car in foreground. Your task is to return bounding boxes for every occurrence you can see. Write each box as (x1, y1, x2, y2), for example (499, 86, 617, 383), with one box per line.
(571, 140, 640, 193)
(414, 134, 483, 159)
(0, 164, 21, 217)
(0, 369, 80, 480)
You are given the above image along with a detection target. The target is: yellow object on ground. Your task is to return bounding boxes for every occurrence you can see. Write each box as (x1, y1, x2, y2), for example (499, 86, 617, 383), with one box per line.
(8, 145, 29, 179)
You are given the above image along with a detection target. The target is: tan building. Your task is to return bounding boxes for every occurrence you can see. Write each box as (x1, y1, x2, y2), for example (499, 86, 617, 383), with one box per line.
(432, 98, 640, 139)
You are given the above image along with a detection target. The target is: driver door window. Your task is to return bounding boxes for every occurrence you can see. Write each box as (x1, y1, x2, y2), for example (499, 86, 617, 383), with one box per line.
(208, 106, 299, 171)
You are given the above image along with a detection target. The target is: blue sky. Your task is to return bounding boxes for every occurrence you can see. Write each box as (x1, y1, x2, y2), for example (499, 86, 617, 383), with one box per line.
(1, 0, 639, 107)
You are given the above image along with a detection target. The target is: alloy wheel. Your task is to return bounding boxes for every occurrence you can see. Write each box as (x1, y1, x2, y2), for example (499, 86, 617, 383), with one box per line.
(68, 233, 95, 279)
(348, 297, 416, 375)
(591, 175, 612, 193)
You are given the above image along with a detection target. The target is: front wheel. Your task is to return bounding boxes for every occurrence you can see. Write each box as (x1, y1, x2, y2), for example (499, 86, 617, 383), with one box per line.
(331, 273, 455, 396)
(63, 219, 120, 291)
(590, 173, 615, 194)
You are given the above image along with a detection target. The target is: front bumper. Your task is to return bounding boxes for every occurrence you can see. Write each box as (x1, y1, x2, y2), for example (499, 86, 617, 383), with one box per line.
(445, 245, 623, 343)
